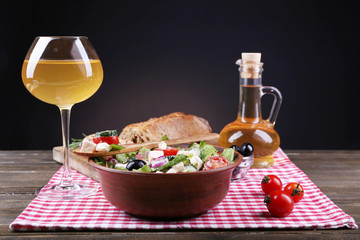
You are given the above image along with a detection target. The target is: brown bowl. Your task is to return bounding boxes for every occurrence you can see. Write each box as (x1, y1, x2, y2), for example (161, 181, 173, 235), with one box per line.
(88, 145, 242, 220)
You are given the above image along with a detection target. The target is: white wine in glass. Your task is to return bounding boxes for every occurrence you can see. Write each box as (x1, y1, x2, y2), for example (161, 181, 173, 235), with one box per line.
(22, 36, 103, 200)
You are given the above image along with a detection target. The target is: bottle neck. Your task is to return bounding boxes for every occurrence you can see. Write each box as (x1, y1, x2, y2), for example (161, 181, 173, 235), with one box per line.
(237, 60, 264, 123)
(240, 78, 262, 85)
(237, 78, 262, 123)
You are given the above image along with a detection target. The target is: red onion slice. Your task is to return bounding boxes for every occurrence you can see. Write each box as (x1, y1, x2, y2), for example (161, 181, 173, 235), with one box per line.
(107, 158, 117, 167)
(150, 156, 168, 168)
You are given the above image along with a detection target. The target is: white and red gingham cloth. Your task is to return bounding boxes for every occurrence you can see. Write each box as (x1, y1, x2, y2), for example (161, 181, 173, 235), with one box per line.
(10, 148, 358, 231)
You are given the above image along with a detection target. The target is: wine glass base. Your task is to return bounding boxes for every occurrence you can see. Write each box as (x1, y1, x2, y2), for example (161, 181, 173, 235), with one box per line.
(36, 183, 98, 200)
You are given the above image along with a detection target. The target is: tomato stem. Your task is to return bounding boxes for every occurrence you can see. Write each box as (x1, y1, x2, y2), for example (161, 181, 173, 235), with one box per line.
(291, 183, 304, 197)
(264, 195, 271, 205)
(262, 175, 270, 184)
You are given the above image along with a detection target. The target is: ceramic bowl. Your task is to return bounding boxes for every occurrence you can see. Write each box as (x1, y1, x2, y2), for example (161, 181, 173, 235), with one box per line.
(88, 145, 243, 220)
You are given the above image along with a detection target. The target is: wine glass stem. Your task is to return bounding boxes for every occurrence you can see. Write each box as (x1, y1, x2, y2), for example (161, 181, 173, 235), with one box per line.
(59, 106, 74, 188)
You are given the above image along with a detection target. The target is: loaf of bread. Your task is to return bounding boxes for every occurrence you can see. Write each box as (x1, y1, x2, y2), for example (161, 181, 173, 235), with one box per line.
(119, 112, 212, 144)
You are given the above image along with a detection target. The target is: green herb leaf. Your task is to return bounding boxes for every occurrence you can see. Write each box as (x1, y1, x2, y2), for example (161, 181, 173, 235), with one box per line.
(69, 138, 83, 150)
(161, 134, 169, 141)
(95, 130, 118, 137)
(93, 157, 106, 166)
(69, 133, 87, 150)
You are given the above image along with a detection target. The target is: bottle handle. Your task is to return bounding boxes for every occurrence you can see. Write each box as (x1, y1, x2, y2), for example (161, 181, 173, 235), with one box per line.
(261, 86, 282, 125)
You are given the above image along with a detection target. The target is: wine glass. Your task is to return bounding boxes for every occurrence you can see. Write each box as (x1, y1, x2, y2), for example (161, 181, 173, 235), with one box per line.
(22, 36, 103, 200)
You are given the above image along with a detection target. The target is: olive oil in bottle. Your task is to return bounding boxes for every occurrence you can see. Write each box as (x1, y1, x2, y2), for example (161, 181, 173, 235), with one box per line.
(219, 53, 282, 168)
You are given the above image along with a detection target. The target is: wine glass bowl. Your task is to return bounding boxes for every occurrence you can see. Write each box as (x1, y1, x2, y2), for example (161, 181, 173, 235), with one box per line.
(22, 36, 103, 107)
(22, 36, 103, 200)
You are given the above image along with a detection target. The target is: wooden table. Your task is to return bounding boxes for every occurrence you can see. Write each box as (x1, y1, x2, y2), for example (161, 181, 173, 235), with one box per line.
(0, 150, 359, 239)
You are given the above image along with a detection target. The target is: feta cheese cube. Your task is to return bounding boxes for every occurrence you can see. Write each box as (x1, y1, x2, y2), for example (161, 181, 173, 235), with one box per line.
(96, 142, 111, 152)
(191, 148, 201, 157)
(167, 162, 184, 173)
(158, 141, 167, 150)
(183, 165, 197, 172)
(190, 155, 203, 170)
(115, 163, 127, 169)
(166, 168, 177, 173)
(177, 149, 200, 157)
(148, 150, 164, 162)
(177, 150, 187, 155)
(80, 139, 96, 153)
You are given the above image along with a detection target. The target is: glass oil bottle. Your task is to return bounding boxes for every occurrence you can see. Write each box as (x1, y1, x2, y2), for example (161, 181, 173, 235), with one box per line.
(219, 53, 282, 168)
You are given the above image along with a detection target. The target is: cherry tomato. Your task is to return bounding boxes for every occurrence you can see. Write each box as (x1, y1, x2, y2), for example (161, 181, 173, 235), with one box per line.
(203, 156, 230, 170)
(261, 175, 283, 195)
(264, 190, 294, 217)
(284, 182, 304, 203)
(154, 147, 179, 156)
(93, 136, 119, 145)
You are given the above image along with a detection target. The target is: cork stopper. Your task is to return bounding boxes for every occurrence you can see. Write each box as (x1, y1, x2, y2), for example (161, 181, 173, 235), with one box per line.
(237, 52, 263, 79)
(241, 53, 261, 63)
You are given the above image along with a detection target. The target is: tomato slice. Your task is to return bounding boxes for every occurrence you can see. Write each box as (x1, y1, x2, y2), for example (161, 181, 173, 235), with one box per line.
(93, 136, 119, 145)
(203, 156, 230, 170)
(154, 147, 179, 156)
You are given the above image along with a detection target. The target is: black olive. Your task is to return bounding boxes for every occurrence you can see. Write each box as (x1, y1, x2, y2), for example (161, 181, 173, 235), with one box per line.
(230, 142, 254, 157)
(240, 142, 254, 157)
(126, 159, 146, 171)
(230, 145, 242, 154)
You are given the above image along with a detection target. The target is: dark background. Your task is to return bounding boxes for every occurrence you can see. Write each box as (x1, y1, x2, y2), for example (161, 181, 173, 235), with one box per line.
(1, 1, 359, 150)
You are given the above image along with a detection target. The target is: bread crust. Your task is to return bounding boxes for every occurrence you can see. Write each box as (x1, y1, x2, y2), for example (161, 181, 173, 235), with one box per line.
(119, 112, 212, 144)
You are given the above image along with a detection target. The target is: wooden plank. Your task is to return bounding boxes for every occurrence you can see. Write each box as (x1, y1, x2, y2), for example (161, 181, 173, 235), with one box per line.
(1, 226, 360, 239)
(285, 150, 360, 227)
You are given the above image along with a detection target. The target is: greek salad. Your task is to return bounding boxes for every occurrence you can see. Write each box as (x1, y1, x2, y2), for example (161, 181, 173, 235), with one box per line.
(70, 130, 125, 153)
(91, 140, 237, 173)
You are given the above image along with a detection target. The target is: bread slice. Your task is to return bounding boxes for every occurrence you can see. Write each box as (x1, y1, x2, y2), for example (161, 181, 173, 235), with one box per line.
(119, 112, 212, 144)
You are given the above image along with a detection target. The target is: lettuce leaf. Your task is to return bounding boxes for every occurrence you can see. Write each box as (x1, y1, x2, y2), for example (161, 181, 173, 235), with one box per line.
(115, 153, 128, 163)
(134, 165, 152, 172)
(138, 147, 150, 157)
(187, 142, 200, 149)
(200, 142, 217, 162)
(221, 148, 235, 163)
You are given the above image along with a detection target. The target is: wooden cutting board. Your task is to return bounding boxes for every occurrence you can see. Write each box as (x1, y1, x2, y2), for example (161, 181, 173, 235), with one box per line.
(52, 133, 220, 182)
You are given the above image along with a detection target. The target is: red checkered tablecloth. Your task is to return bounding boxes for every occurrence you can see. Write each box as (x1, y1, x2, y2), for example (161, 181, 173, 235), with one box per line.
(10, 148, 358, 231)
